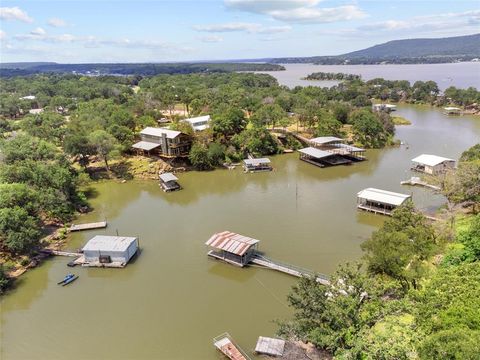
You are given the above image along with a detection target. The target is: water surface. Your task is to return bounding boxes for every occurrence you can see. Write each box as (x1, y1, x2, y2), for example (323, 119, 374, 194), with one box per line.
(258, 62, 480, 90)
(1, 105, 479, 360)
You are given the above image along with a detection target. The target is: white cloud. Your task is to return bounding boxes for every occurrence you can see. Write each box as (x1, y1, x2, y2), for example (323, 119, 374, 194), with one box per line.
(198, 35, 224, 43)
(48, 17, 67, 27)
(225, 0, 322, 13)
(224, 0, 365, 24)
(269, 5, 366, 23)
(0, 6, 33, 23)
(319, 9, 480, 38)
(30, 27, 47, 36)
(0, 30, 6, 40)
(194, 22, 291, 34)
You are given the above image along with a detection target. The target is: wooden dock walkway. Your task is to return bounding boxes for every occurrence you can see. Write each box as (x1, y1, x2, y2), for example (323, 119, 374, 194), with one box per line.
(70, 221, 107, 232)
(401, 177, 440, 191)
(213, 333, 250, 360)
(251, 254, 330, 286)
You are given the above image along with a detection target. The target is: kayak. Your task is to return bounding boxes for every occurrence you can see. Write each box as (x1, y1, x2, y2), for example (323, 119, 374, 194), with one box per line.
(62, 275, 79, 286)
(57, 273, 74, 285)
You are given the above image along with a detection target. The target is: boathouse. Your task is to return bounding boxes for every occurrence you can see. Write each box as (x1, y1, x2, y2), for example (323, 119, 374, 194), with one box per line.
(82, 235, 138, 265)
(411, 154, 455, 175)
(311, 136, 366, 161)
(357, 188, 411, 216)
(443, 107, 461, 115)
(372, 103, 397, 112)
(159, 172, 181, 192)
(298, 147, 351, 167)
(183, 115, 210, 131)
(206, 231, 259, 267)
(132, 127, 191, 157)
(243, 158, 272, 172)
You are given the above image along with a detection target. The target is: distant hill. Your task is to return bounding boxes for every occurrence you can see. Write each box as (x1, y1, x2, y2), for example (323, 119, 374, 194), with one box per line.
(271, 33, 480, 64)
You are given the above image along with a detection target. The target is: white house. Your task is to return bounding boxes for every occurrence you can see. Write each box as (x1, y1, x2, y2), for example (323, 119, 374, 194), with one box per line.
(372, 104, 397, 112)
(19, 95, 36, 100)
(82, 235, 138, 264)
(411, 154, 456, 175)
(183, 115, 210, 131)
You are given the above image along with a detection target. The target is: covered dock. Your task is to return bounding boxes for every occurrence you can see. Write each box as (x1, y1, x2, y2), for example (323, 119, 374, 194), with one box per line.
(443, 106, 461, 115)
(411, 154, 455, 175)
(206, 231, 259, 267)
(357, 188, 411, 216)
(243, 158, 272, 172)
(372, 103, 397, 112)
(310, 137, 365, 161)
(298, 147, 351, 167)
(159, 172, 181, 192)
(78, 235, 139, 268)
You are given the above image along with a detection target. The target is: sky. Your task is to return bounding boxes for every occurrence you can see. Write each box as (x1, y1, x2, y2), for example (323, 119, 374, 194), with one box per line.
(0, 0, 479, 63)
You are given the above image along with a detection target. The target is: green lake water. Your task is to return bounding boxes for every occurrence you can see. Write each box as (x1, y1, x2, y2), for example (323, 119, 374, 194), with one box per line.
(1, 105, 479, 359)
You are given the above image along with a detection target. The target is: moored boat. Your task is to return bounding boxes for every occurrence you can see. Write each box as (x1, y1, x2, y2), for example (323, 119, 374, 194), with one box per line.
(57, 273, 74, 285)
(61, 275, 79, 286)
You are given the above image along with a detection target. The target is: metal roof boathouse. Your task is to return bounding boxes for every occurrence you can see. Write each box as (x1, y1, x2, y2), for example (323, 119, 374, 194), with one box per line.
(298, 147, 351, 167)
(159, 172, 181, 192)
(411, 154, 455, 175)
(357, 188, 411, 216)
(206, 231, 260, 267)
(78, 235, 139, 267)
(243, 158, 272, 172)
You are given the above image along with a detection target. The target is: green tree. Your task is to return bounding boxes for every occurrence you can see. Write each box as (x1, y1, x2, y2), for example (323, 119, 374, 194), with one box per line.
(351, 109, 389, 148)
(0, 207, 41, 254)
(189, 143, 213, 170)
(211, 106, 247, 138)
(88, 130, 120, 170)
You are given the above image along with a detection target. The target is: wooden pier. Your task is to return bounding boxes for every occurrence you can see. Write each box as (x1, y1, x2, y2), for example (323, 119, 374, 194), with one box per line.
(213, 333, 250, 360)
(401, 177, 440, 191)
(251, 254, 330, 286)
(70, 221, 107, 232)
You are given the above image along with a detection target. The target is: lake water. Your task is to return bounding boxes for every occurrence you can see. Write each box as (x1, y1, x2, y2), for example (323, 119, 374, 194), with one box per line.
(258, 62, 480, 90)
(1, 105, 479, 360)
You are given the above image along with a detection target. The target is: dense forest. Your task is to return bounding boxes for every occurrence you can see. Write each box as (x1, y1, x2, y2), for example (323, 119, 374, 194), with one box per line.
(0, 62, 285, 77)
(279, 144, 480, 359)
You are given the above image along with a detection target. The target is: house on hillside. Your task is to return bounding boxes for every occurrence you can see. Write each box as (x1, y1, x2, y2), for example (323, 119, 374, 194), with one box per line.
(132, 127, 192, 157)
(372, 103, 397, 112)
(183, 115, 210, 131)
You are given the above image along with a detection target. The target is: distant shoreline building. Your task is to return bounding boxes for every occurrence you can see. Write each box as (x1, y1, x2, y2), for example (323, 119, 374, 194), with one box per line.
(183, 115, 210, 131)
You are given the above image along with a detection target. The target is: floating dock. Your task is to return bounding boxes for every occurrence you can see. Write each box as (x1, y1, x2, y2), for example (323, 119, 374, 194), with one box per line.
(70, 221, 107, 232)
(213, 333, 250, 360)
(401, 177, 440, 191)
(255, 336, 285, 357)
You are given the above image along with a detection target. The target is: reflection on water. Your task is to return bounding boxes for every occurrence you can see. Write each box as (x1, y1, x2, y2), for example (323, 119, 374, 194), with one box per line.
(1, 105, 479, 360)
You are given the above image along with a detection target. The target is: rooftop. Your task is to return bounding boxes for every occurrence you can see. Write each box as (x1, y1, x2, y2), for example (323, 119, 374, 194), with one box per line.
(243, 158, 271, 166)
(132, 141, 160, 151)
(140, 127, 182, 139)
(298, 147, 333, 159)
(255, 337, 285, 357)
(205, 231, 260, 256)
(444, 107, 461, 111)
(82, 235, 137, 253)
(310, 136, 344, 145)
(159, 172, 178, 182)
(357, 188, 411, 206)
(184, 115, 210, 124)
(412, 154, 455, 167)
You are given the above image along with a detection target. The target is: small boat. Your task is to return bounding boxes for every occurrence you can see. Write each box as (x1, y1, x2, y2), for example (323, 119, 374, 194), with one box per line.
(61, 275, 79, 286)
(57, 273, 74, 285)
